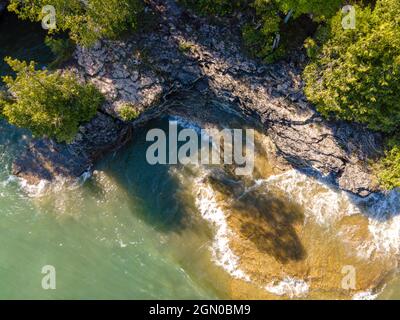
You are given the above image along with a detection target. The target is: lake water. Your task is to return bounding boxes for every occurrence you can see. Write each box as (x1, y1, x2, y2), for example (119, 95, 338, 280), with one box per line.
(0, 11, 399, 300)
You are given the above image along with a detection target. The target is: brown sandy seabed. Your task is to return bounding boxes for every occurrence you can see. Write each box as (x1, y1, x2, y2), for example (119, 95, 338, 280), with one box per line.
(202, 132, 398, 300)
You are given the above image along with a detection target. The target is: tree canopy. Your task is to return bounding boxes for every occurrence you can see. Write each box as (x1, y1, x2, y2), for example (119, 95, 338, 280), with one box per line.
(302, 0, 400, 189)
(304, 0, 400, 133)
(8, 0, 143, 47)
(0, 58, 103, 143)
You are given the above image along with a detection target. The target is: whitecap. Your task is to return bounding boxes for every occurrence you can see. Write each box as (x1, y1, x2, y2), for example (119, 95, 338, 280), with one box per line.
(265, 277, 309, 298)
(193, 174, 251, 282)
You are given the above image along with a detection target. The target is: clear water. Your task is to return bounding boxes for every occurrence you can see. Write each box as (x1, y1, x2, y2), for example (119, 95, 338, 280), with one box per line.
(0, 13, 227, 300)
(0, 119, 232, 299)
(0, 11, 399, 300)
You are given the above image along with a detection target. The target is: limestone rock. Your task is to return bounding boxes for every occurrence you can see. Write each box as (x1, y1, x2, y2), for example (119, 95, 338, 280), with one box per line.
(13, 0, 385, 198)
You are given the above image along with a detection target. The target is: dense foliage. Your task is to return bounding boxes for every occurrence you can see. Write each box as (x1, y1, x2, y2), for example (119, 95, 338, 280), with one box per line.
(302, 0, 400, 189)
(304, 0, 400, 133)
(8, 0, 143, 47)
(0, 58, 103, 143)
(247, 0, 344, 61)
(179, 0, 248, 16)
(181, 0, 342, 62)
(378, 140, 400, 190)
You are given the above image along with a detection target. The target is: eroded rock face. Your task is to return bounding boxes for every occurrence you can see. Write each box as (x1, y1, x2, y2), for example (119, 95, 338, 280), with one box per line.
(143, 0, 382, 196)
(13, 0, 384, 197)
(12, 113, 130, 184)
(13, 113, 131, 184)
(74, 40, 166, 117)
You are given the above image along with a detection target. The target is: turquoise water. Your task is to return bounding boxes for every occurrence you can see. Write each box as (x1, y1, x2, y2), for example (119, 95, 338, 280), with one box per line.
(1, 11, 400, 300)
(0, 119, 230, 299)
(0, 12, 227, 300)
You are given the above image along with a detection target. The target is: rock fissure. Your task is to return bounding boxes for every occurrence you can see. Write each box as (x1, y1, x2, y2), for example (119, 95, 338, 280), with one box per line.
(12, 0, 384, 197)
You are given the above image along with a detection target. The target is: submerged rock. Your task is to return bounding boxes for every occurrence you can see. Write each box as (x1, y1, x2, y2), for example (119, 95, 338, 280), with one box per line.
(198, 166, 397, 299)
(12, 113, 131, 184)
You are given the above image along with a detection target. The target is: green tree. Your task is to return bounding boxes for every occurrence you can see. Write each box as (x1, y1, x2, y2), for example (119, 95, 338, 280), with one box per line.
(378, 141, 400, 190)
(274, 0, 342, 19)
(179, 0, 248, 15)
(0, 58, 104, 143)
(304, 0, 400, 133)
(8, 0, 143, 47)
(304, 0, 400, 189)
(243, 0, 342, 62)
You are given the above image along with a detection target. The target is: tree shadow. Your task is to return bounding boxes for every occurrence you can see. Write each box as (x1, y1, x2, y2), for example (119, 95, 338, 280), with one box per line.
(142, 0, 393, 221)
(92, 117, 197, 233)
(208, 170, 306, 264)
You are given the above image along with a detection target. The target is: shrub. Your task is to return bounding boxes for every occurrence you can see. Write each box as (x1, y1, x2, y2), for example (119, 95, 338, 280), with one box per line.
(179, 0, 248, 15)
(45, 37, 76, 69)
(0, 58, 104, 143)
(304, 0, 400, 133)
(242, 2, 283, 63)
(118, 104, 140, 121)
(378, 142, 400, 190)
(8, 0, 143, 47)
(244, 0, 342, 62)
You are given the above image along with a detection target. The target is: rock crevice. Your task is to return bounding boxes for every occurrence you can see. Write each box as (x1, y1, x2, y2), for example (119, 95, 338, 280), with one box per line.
(13, 0, 383, 197)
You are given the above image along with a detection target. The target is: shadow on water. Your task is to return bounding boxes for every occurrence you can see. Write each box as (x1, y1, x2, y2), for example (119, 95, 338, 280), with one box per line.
(139, 4, 395, 222)
(95, 87, 308, 261)
(94, 118, 196, 233)
(208, 172, 307, 264)
(0, 120, 31, 163)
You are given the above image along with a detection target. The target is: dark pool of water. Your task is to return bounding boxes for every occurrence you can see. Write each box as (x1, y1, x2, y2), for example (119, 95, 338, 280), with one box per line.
(0, 10, 54, 81)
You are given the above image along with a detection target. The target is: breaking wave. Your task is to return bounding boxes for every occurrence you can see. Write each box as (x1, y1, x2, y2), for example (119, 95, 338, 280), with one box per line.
(193, 173, 251, 282)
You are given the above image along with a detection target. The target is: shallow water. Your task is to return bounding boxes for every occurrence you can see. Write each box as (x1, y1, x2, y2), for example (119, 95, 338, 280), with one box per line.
(0, 119, 232, 299)
(1, 112, 400, 299)
(1, 11, 400, 300)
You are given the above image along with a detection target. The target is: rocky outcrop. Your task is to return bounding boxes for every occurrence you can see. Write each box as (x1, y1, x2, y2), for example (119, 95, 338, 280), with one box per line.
(13, 0, 384, 197)
(12, 112, 130, 184)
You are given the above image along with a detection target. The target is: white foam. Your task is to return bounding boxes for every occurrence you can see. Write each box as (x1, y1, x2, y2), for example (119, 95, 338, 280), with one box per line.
(190, 172, 317, 298)
(352, 291, 379, 300)
(193, 174, 251, 282)
(265, 277, 310, 298)
(355, 190, 400, 256)
(257, 170, 361, 226)
(17, 177, 50, 198)
(189, 168, 400, 297)
(13, 168, 92, 198)
(259, 170, 400, 259)
(168, 116, 203, 135)
(365, 217, 400, 256)
(79, 168, 93, 184)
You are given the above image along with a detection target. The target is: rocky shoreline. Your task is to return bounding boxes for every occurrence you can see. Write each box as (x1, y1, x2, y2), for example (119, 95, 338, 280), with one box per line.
(12, 0, 384, 198)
